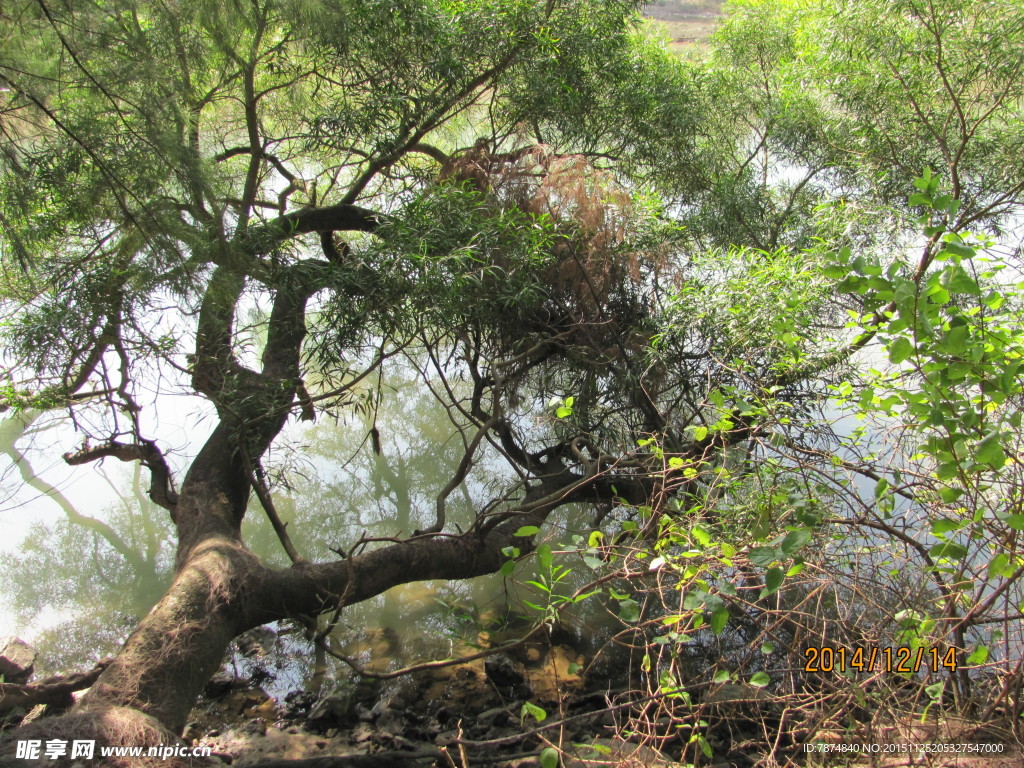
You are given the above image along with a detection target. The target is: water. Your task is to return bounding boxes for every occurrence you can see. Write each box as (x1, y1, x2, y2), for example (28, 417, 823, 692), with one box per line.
(0, 360, 534, 682)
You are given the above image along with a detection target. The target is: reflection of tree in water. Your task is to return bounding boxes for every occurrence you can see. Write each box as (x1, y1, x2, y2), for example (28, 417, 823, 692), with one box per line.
(244, 362, 512, 561)
(0, 442, 173, 674)
(242, 361, 526, 675)
(0, 369, 522, 681)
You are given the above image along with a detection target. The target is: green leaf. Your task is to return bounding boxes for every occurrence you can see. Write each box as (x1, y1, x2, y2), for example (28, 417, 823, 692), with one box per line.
(555, 406, 572, 418)
(942, 324, 969, 356)
(540, 748, 559, 768)
(618, 598, 640, 623)
(965, 646, 989, 665)
(694, 425, 708, 441)
(691, 526, 712, 547)
(1007, 515, 1024, 531)
(930, 518, 962, 536)
(779, 528, 812, 557)
(988, 553, 1010, 579)
(749, 547, 777, 567)
(713, 670, 730, 683)
(749, 672, 770, 688)
(975, 433, 1007, 469)
(521, 701, 547, 723)
(514, 526, 540, 537)
(938, 486, 964, 503)
(761, 567, 784, 597)
(710, 605, 729, 634)
(946, 266, 980, 295)
(888, 336, 915, 364)
(698, 735, 713, 759)
(537, 543, 553, 572)
(929, 541, 969, 561)
(941, 241, 976, 259)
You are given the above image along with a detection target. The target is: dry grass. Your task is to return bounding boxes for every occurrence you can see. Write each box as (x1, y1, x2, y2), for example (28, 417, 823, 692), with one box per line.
(642, 0, 726, 49)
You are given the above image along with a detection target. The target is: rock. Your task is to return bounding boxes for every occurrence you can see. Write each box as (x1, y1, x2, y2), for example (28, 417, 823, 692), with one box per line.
(236, 626, 276, 658)
(476, 706, 511, 727)
(704, 682, 772, 705)
(389, 735, 417, 751)
(435, 729, 459, 747)
(204, 670, 242, 698)
(0, 637, 37, 684)
(241, 717, 267, 736)
(484, 654, 529, 695)
(369, 695, 392, 719)
(307, 692, 355, 726)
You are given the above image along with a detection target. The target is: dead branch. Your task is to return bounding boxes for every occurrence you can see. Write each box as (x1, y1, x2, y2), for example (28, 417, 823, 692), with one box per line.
(63, 438, 179, 512)
(0, 659, 111, 712)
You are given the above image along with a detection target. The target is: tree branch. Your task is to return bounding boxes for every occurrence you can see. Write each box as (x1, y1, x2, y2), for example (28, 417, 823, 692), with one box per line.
(0, 659, 111, 712)
(63, 438, 179, 512)
(239, 203, 384, 257)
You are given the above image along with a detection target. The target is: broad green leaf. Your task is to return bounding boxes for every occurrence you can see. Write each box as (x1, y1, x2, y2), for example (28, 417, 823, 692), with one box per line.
(929, 541, 969, 561)
(888, 336, 915, 364)
(710, 605, 729, 634)
(521, 701, 547, 722)
(975, 433, 1007, 469)
(930, 519, 962, 536)
(749, 672, 770, 688)
(779, 528, 812, 556)
(692, 526, 712, 547)
(988, 553, 1011, 579)
(618, 598, 640, 622)
(749, 547, 777, 567)
(965, 646, 989, 665)
(761, 567, 784, 597)
(537, 543, 553, 572)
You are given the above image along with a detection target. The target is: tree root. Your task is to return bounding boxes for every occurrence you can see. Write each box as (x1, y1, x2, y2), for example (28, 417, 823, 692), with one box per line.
(244, 754, 436, 768)
(0, 659, 111, 713)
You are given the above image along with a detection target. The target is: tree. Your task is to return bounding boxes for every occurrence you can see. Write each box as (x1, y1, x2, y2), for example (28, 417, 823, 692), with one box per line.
(1, 0, 1023, 762)
(0, 0, 705, 750)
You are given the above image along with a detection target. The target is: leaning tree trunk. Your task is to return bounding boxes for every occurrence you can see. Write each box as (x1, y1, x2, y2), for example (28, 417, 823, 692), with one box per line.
(0, 216, 633, 764)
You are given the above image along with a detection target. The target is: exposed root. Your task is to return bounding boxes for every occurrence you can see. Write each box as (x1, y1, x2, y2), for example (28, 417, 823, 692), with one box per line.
(0, 704, 211, 767)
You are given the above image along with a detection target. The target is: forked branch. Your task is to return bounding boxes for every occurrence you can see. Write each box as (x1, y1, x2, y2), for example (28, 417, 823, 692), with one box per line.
(63, 438, 179, 512)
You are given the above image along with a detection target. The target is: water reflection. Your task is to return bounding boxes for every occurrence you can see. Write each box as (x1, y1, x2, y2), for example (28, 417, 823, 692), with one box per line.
(0, 363, 544, 687)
